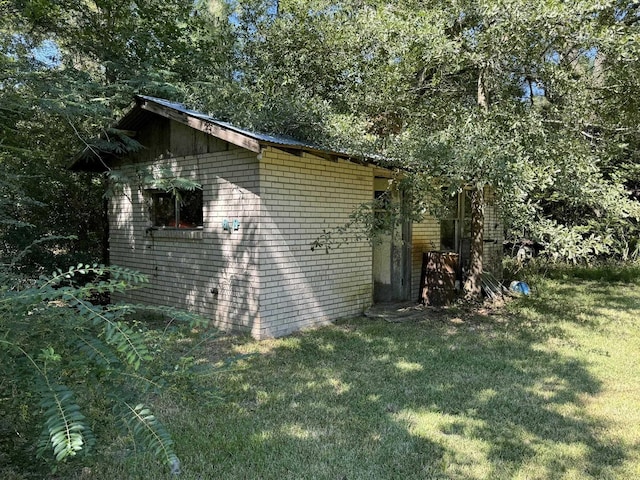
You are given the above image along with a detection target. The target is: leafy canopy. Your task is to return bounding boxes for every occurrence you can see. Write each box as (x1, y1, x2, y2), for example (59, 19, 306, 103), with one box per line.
(222, 0, 640, 262)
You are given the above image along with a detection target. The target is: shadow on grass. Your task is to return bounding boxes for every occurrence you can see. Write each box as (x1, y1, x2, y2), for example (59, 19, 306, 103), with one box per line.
(84, 279, 637, 479)
(186, 288, 633, 480)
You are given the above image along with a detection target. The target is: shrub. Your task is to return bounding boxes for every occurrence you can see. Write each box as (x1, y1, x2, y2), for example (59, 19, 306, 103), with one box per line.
(0, 260, 207, 475)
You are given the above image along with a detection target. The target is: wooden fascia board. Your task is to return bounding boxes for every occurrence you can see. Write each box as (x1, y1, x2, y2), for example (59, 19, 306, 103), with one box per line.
(139, 99, 262, 153)
(262, 141, 372, 166)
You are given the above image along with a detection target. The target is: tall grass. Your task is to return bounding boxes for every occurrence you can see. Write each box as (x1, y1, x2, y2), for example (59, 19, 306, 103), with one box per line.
(506, 258, 640, 285)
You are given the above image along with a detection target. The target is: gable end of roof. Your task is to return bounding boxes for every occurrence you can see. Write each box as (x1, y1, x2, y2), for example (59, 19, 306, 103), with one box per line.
(70, 95, 378, 171)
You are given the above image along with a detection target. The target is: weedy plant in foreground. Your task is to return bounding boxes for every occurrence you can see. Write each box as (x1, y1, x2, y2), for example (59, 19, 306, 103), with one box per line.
(0, 259, 208, 476)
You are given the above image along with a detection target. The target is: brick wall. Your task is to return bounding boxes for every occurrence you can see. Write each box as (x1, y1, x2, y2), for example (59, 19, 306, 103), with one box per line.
(257, 148, 374, 338)
(110, 122, 263, 336)
(109, 122, 375, 339)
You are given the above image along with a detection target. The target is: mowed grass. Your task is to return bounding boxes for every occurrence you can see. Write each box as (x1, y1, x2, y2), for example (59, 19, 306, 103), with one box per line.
(72, 276, 640, 479)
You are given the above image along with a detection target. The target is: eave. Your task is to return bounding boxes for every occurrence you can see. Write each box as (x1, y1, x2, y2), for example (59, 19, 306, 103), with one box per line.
(70, 95, 378, 172)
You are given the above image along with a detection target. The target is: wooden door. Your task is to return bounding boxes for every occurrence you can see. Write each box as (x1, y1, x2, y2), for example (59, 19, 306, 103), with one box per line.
(372, 178, 411, 303)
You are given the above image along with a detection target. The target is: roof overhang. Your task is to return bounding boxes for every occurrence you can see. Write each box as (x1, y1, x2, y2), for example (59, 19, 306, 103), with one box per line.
(70, 95, 378, 171)
(137, 96, 262, 153)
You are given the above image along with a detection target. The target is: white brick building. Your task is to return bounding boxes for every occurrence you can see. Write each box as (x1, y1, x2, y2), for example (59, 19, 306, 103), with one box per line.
(73, 96, 503, 339)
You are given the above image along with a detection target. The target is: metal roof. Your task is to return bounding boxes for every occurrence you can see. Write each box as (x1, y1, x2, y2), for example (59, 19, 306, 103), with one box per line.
(71, 95, 375, 171)
(137, 95, 322, 151)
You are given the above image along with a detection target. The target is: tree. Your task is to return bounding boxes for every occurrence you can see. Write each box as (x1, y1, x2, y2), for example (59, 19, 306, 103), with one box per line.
(1, 0, 234, 472)
(224, 0, 640, 295)
(1, 0, 235, 271)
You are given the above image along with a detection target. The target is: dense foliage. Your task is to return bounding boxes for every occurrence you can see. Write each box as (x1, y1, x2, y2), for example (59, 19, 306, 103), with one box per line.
(3, 0, 639, 274)
(1, 0, 234, 271)
(1, 0, 640, 472)
(0, 254, 213, 475)
(216, 0, 640, 266)
(1, 0, 230, 473)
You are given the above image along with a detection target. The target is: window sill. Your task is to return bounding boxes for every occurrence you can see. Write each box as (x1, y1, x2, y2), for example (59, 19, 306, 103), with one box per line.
(146, 227, 204, 241)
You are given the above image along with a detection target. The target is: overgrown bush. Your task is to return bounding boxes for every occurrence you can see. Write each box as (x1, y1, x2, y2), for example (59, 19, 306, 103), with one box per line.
(0, 258, 209, 476)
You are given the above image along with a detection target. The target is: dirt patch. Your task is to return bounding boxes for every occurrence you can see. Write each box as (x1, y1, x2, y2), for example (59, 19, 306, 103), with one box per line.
(364, 297, 511, 325)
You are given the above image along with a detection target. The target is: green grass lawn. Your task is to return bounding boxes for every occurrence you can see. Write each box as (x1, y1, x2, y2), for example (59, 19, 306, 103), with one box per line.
(30, 276, 640, 478)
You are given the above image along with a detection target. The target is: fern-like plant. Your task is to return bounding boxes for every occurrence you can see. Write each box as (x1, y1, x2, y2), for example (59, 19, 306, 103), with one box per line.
(123, 402, 181, 475)
(0, 257, 209, 475)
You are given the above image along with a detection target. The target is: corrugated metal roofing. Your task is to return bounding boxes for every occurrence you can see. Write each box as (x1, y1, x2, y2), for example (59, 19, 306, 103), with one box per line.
(137, 95, 322, 151)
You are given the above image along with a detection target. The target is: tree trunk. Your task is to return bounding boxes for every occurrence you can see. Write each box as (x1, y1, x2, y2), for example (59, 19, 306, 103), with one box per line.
(464, 186, 484, 299)
(477, 67, 489, 110)
(463, 67, 489, 300)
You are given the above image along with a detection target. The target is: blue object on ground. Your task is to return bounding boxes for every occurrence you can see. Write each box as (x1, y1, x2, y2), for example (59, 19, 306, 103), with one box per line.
(510, 281, 531, 295)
